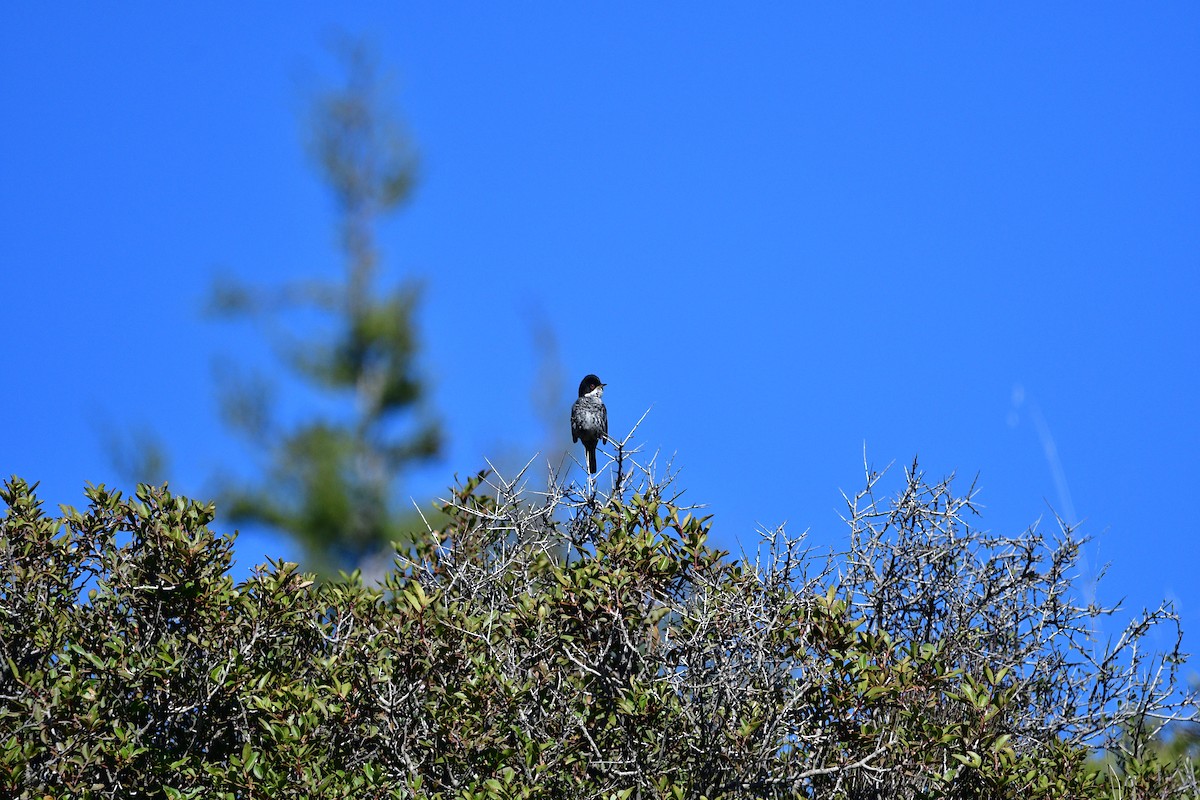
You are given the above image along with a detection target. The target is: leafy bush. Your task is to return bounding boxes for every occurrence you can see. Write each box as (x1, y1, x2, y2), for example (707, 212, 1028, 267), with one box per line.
(1, 461, 1195, 798)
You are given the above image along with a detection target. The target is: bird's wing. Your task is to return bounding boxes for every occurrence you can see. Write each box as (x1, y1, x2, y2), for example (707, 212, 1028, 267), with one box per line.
(569, 400, 580, 443)
(601, 402, 608, 440)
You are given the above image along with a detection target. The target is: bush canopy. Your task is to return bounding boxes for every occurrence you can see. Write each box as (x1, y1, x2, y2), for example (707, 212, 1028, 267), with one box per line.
(1, 459, 1195, 798)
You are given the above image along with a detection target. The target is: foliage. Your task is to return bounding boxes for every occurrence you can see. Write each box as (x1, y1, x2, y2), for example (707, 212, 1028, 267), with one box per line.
(208, 41, 440, 576)
(1, 459, 1195, 798)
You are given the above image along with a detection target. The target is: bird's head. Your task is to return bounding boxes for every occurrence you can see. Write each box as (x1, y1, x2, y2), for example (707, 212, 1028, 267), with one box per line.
(578, 374, 606, 398)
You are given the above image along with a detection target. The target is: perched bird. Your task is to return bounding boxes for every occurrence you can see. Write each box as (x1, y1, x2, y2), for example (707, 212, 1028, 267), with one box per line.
(570, 374, 608, 474)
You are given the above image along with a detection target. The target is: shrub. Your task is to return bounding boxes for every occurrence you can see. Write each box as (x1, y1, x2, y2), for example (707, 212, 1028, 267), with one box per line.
(1, 461, 1195, 798)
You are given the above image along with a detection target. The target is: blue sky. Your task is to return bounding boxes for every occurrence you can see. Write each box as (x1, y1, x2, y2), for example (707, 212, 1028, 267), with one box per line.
(3, 6, 1197, 676)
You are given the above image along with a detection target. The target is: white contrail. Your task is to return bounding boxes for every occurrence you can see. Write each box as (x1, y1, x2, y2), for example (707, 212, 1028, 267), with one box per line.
(1010, 384, 1077, 526)
(1010, 384, 1094, 611)
(1030, 403, 1077, 528)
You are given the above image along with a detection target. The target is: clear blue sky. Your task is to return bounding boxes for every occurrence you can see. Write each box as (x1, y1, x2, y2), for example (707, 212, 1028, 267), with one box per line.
(3, 6, 1197, 675)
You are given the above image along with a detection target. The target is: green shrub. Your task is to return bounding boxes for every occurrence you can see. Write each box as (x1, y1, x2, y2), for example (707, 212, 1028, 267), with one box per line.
(1, 463, 1195, 798)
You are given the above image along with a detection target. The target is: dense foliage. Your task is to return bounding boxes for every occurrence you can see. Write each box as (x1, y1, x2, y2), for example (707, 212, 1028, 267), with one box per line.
(1, 461, 1195, 798)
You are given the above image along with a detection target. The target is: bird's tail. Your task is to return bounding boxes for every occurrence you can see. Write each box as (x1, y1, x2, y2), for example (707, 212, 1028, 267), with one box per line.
(586, 446, 597, 474)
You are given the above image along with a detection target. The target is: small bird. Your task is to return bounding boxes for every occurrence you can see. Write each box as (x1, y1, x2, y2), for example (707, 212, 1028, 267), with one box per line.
(570, 374, 608, 474)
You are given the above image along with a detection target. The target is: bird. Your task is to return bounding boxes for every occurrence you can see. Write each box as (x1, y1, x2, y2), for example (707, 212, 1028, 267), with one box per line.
(570, 374, 608, 474)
